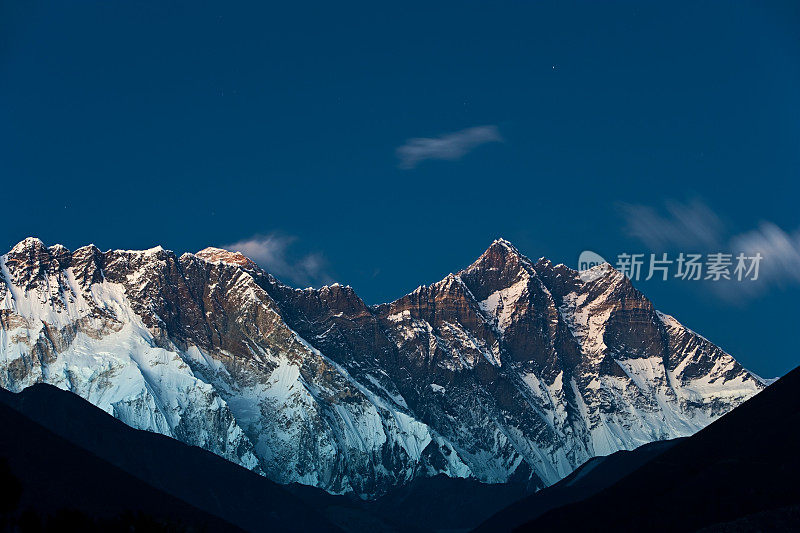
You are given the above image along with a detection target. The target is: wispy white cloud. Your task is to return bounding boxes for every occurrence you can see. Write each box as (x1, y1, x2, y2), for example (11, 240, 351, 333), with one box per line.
(224, 233, 333, 287)
(619, 199, 725, 250)
(729, 223, 800, 295)
(620, 199, 800, 301)
(396, 125, 502, 169)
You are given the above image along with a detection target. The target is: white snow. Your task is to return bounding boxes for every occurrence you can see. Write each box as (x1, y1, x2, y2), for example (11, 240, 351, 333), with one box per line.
(478, 275, 529, 334)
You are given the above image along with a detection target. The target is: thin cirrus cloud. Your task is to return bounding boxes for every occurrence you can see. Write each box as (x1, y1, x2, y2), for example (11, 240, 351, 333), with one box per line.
(223, 233, 334, 287)
(729, 222, 800, 295)
(619, 199, 800, 301)
(619, 199, 726, 250)
(396, 125, 503, 169)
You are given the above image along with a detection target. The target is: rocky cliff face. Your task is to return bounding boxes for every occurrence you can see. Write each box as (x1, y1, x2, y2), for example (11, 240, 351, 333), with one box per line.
(0, 237, 765, 498)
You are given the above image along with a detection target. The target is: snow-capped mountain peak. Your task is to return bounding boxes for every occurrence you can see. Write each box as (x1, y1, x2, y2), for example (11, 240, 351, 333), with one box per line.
(196, 246, 258, 269)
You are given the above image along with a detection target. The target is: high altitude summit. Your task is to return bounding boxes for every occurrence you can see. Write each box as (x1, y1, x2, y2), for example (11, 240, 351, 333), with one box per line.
(0, 237, 764, 498)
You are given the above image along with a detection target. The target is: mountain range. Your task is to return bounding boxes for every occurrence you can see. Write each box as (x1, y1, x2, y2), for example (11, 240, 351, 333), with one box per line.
(0, 237, 765, 499)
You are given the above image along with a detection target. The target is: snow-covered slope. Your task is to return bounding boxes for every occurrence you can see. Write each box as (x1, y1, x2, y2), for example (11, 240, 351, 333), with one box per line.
(0, 237, 765, 498)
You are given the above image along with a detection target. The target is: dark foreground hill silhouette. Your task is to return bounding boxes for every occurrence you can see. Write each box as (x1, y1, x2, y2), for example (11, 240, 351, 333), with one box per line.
(508, 365, 800, 532)
(0, 384, 533, 532)
(0, 383, 338, 532)
(0, 393, 242, 532)
(4, 381, 553, 532)
(475, 438, 681, 532)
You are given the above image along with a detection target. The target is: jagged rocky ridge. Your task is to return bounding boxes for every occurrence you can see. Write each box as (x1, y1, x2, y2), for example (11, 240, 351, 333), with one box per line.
(0, 237, 765, 498)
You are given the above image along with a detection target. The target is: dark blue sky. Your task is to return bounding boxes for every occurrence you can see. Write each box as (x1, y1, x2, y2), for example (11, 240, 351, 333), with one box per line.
(2, 1, 799, 377)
